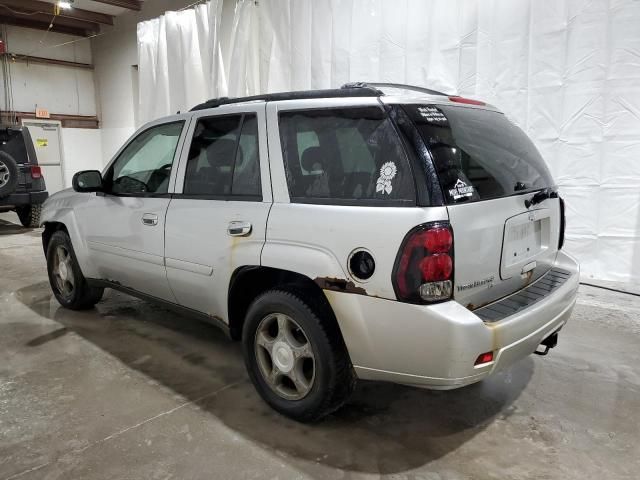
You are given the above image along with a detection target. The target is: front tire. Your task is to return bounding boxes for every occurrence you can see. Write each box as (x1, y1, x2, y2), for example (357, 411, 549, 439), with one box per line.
(16, 203, 43, 228)
(46, 230, 104, 310)
(242, 288, 355, 422)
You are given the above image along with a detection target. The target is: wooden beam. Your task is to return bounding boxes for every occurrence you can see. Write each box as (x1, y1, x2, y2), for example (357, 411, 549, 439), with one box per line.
(0, 0, 114, 25)
(1, 111, 99, 129)
(3, 52, 94, 70)
(0, 14, 90, 36)
(90, 0, 142, 11)
(0, 10, 100, 35)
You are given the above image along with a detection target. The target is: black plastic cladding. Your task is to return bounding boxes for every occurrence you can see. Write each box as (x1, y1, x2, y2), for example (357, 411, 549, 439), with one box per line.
(391, 221, 454, 305)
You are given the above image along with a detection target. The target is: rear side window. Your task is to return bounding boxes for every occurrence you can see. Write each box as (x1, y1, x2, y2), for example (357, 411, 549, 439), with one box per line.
(183, 114, 261, 198)
(404, 105, 554, 204)
(278, 107, 415, 204)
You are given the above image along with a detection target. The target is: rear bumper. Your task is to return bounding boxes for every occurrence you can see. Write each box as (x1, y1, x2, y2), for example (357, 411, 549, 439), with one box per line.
(326, 251, 579, 389)
(0, 191, 48, 206)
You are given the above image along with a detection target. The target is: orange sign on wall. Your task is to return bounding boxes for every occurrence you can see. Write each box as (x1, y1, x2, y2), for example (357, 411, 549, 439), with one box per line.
(35, 107, 50, 119)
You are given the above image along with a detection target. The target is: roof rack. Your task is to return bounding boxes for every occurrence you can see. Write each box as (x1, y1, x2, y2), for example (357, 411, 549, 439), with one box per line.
(190, 85, 382, 111)
(189, 82, 446, 111)
(344, 82, 447, 96)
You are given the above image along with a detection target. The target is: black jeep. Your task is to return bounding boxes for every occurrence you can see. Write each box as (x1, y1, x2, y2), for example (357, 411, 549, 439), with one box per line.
(0, 125, 48, 227)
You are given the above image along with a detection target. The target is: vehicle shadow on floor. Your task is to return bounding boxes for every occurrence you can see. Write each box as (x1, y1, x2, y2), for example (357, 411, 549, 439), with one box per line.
(0, 217, 35, 236)
(16, 281, 533, 475)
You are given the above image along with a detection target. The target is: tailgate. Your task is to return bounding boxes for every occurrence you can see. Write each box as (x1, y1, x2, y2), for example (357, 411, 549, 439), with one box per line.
(448, 195, 561, 309)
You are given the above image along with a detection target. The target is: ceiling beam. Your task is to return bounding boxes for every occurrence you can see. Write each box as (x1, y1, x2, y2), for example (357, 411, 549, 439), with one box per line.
(0, 0, 114, 25)
(0, 15, 90, 36)
(90, 0, 142, 11)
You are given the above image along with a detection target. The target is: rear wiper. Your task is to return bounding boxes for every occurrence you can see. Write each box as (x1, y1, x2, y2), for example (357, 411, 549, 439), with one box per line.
(525, 188, 558, 209)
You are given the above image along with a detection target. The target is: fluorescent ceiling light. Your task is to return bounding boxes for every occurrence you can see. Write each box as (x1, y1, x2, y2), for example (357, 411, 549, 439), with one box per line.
(57, 1, 73, 9)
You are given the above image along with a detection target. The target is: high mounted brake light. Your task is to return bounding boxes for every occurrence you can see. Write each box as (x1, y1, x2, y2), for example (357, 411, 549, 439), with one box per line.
(393, 223, 454, 303)
(448, 96, 485, 106)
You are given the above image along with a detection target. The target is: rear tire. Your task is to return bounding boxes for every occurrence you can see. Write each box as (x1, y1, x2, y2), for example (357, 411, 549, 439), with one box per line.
(46, 230, 104, 310)
(0, 151, 19, 198)
(16, 203, 43, 228)
(242, 288, 356, 422)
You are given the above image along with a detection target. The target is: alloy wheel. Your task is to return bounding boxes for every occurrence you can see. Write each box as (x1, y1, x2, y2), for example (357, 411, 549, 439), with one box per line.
(52, 246, 75, 299)
(0, 161, 9, 188)
(254, 313, 316, 400)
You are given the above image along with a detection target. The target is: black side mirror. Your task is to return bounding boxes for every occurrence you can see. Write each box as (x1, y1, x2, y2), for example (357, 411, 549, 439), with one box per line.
(72, 170, 103, 193)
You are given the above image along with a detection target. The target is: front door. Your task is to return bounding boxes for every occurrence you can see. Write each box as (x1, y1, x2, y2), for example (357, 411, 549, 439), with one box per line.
(164, 105, 271, 321)
(74, 118, 189, 300)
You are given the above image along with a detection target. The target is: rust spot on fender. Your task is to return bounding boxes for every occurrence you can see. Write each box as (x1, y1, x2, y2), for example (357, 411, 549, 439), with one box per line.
(314, 277, 367, 296)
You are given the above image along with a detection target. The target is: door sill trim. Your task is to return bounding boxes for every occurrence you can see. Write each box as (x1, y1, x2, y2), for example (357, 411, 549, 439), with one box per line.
(87, 278, 231, 338)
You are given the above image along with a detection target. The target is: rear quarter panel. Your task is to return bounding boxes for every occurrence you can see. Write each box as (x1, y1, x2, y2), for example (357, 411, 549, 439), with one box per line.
(264, 98, 449, 299)
(262, 204, 449, 299)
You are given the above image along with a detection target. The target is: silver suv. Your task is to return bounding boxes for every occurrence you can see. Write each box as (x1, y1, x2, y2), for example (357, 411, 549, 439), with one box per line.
(41, 83, 579, 421)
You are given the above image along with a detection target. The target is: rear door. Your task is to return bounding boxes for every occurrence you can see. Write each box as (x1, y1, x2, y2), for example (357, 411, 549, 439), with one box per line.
(164, 104, 271, 321)
(402, 103, 560, 309)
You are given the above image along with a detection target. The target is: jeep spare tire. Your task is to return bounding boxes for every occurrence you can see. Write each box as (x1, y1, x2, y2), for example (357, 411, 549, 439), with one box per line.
(0, 151, 19, 198)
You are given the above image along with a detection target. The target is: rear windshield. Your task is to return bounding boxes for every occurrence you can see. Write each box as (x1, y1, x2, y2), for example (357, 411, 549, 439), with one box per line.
(0, 129, 29, 164)
(278, 107, 415, 205)
(404, 105, 554, 204)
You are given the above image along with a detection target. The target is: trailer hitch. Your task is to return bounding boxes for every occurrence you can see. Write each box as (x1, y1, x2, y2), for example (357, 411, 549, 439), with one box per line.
(534, 332, 559, 356)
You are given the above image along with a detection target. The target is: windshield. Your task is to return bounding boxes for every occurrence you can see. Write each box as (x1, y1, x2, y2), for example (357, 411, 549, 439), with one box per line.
(403, 104, 554, 204)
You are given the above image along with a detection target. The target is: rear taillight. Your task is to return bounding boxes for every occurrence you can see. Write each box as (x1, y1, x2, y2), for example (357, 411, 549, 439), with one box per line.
(393, 223, 454, 303)
(30, 165, 42, 179)
(558, 196, 566, 250)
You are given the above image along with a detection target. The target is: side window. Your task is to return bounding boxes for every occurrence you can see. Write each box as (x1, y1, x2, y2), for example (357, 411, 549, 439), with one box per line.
(108, 121, 184, 195)
(183, 114, 261, 198)
(278, 107, 415, 203)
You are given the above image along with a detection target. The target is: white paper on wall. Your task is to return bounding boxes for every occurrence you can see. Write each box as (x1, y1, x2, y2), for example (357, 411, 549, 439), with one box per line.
(138, 0, 640, 284)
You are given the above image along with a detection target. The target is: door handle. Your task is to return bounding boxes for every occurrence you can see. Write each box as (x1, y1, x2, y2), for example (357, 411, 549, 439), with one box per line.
(142, 213, 158, 226)
(228, 221, 252, 237)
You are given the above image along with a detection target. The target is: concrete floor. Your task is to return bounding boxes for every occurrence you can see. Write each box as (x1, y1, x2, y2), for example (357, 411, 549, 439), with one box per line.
(0, 212, 639, 480)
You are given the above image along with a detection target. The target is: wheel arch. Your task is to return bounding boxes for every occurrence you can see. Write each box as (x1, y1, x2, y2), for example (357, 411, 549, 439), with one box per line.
(42, 221, 69, 255)
(41, 207, 95, 278)
(227, 266, 340, 342)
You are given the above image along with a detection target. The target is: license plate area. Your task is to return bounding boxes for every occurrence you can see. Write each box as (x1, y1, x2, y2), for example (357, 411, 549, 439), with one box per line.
(501, 209, 551, 279)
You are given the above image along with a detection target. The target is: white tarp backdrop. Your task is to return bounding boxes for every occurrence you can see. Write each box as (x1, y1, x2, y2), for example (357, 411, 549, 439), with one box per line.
(137, 1, 226, 123)
(137, 0, 640, 284)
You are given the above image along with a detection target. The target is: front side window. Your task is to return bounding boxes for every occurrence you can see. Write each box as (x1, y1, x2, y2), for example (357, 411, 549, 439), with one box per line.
(108, 121, 184, 195)
(404, 104, 554, 204)
(183, 114, 261, 198)
(278, 107, 416, 204)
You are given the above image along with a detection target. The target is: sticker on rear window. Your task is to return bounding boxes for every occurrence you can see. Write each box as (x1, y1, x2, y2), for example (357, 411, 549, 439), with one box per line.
(448, 179, 474, 200)
(416, 106, 448, 125)
(376, 161, 397, 194)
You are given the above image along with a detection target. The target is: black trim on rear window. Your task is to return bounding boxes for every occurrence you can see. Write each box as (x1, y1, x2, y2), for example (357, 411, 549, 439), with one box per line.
(402, 104, 555, 204)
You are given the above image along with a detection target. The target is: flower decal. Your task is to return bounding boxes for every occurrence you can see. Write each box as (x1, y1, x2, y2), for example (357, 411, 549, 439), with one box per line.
(376, 161, 397, 194)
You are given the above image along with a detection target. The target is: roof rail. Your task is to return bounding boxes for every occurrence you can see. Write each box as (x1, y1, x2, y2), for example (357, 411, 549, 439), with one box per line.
(343, 82, 448, 96)
(190, 85, 383, 111)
